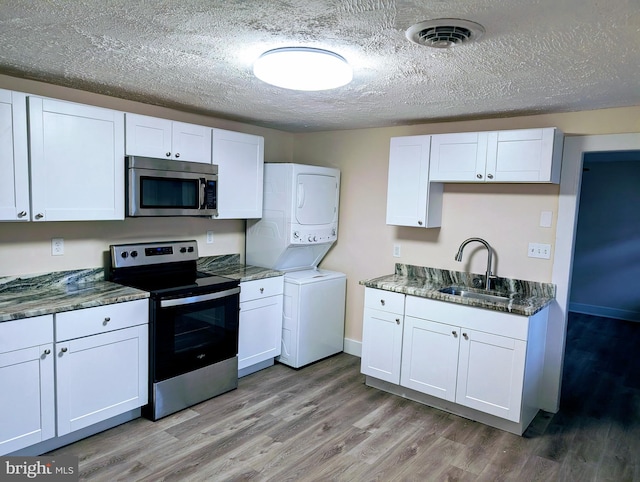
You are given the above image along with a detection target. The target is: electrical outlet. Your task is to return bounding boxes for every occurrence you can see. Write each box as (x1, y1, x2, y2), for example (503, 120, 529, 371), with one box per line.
(528, 242, 551, 259)
(51, 238, 64, 256)
(393, 244, 401, 258)
(206, 231, 214, 244)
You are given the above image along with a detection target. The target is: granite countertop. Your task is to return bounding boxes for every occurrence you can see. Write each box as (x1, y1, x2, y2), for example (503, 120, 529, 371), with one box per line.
(197, 254, 284, 282)
(0, 254, 282, 324)
(0, 269, 149, 323)
(360, 264, 556, 316)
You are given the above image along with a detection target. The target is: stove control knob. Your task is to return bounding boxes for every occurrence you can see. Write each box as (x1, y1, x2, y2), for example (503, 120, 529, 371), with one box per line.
(187, 247, 194, 252)
(293, 231, 300, 239)
(130, 250, 138, 258)
(308, 236, 313, 242)
(121, 252, 128, 259)
(180, 247, 187, 253)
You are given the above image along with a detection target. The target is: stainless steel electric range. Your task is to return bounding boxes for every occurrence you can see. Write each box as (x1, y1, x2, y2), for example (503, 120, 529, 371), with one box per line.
(108, 240, 240, 421)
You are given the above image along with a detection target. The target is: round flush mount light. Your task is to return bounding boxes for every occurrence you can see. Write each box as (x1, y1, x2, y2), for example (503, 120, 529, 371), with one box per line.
(253, 47, 353, 91)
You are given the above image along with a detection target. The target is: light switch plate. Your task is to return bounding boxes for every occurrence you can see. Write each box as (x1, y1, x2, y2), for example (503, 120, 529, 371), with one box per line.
(206, 231, 214, 244)
(393, 244, 401, 257)
(540, 211, 553, 228)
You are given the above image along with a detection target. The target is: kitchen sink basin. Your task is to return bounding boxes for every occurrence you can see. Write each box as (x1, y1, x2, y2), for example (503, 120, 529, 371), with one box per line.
(437, 286, 521, 303)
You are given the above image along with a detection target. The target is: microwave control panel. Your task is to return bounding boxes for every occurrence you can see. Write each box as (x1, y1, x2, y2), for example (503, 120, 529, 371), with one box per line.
(291, 226, 337, 244)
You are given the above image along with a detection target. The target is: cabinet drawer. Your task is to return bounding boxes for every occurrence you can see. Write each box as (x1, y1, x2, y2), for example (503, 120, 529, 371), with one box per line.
(55, 299, 148, 342)
(240, 276, 284, 303)
(0, 315, 53, 353)
(364, 287, 405, 314)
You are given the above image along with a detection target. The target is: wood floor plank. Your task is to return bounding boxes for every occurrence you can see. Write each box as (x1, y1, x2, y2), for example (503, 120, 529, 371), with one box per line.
(47, 312, 640, 481)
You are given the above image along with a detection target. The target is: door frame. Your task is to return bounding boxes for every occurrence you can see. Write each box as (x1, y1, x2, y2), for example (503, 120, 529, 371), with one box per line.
(542, 132, 640, 412)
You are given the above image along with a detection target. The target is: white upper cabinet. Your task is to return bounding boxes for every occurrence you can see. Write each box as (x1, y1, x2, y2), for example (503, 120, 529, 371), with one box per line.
(125, 113, 212, 164)
(430, 127, 563, 183)
(28, 97, 125, 221)
(0, 89, 30, 221)
(211, 128, 264, 219)
(386, 135, 443, 228)
(429, 132, 489, 182)
(486, 128, 563, 183)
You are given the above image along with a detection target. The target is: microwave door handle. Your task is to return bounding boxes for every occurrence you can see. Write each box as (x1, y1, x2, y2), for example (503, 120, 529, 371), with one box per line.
(199, 178, 206, 209)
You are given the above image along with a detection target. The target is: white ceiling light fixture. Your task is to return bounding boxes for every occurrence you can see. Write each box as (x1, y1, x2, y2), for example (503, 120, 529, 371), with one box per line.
(406, 18, 485, 48)
(253, 47, 352, 91)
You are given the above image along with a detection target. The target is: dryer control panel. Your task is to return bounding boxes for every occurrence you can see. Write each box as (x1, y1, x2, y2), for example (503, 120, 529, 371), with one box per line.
(291, 226, 337, 244)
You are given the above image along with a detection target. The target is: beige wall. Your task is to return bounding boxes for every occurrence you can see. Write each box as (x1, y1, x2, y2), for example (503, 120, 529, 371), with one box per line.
(293, 107, 640, 342)
(0, 74, 294, 277)
(2, 73, 640, 344)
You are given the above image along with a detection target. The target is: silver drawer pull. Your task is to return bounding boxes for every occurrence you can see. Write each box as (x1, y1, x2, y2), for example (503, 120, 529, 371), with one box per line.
(463, 333, 469, 340)
(260, 287, 264, 293)
(380, 299, 385, 306)
(60, 347, 68, 353)
(452, 330, 458, 337)
(43, 349, 51, 355)
(395, 318, 400, 325)
(103, 317, 111, 325)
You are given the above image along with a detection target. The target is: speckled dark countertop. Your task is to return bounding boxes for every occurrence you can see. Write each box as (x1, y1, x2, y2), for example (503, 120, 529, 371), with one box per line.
(360, 264, 555, 316)
(0, 255, 283, 323)
(0, 269, 149, 323)
(197, 254, 283, 282)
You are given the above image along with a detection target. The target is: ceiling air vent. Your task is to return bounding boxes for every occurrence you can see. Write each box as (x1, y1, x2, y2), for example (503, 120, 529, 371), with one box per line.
(406, 19, 485, 48)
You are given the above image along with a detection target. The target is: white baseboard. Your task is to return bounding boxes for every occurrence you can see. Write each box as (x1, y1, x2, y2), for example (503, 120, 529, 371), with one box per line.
(569, 302, 640, 322)
(343, 338, 362, 357)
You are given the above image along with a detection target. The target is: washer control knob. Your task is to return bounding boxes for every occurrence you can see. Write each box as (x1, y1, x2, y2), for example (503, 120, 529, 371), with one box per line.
(130, 250, 138, 258)
(121, 252, 128, 259)
(180, 247, 187, 253)
(293, 231, 300, 239)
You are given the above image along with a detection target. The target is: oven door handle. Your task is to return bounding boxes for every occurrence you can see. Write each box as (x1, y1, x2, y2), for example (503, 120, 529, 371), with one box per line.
(160, 287, 240, 308)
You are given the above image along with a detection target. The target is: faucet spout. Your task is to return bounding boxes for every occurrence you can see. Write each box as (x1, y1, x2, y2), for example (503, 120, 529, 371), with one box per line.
(455, 237, 494, 290)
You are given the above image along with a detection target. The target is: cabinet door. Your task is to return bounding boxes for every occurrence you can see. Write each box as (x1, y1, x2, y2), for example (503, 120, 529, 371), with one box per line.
(238, 295, 283, 371)
(0, 90, 30, 221)
(56, 325, 148, 436)
(0, 344, 55, 455)
(429, 132, 489, 182)
(28, 97, 125, 221)
(124, 113, 173, 159)
(361, 307, 403, 384)
(456, 329, 526, 422)
(172, 121, 212, 164)
(485, 128, 562, 183)
(211, 128, 264, 219)
(386, 135, 432, 227)
(400, 316, 459, 401)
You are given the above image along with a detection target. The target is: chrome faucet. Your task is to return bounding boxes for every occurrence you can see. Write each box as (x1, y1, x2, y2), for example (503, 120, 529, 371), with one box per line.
(455, 237, 494, 291)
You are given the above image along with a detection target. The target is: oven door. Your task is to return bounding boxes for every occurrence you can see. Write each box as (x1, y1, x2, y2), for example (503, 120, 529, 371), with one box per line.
(151, 287, 240, 382)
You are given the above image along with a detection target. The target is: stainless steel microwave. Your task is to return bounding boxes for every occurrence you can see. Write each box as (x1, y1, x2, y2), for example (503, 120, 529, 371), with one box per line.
(126, 156, 218, 217)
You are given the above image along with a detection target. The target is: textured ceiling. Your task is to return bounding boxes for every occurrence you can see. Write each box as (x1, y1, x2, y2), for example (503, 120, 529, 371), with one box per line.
(0, 0, 638, 132)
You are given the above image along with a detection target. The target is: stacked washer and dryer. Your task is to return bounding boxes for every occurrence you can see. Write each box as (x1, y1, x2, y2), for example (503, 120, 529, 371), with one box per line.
(246, 163, 346, 369)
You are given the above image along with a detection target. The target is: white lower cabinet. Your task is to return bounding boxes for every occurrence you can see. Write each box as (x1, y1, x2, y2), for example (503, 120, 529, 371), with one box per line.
(55, 300, 149, 436)
(362, 288, 548, 434)
(360, 288, 405, 384)
(238, 276, 284, 375)
(0, 315, 55, 455)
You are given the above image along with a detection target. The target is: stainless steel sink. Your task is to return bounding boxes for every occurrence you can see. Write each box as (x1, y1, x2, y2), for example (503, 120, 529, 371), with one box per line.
(437, 286, 521, 303)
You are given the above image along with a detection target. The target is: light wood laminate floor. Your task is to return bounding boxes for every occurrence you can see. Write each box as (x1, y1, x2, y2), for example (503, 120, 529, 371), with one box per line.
(49, 312, 640, 481)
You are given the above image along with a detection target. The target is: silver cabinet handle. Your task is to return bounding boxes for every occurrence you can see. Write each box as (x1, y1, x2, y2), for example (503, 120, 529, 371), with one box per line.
(17, 210, 27, 218)
(487, 174, 494, 179)
(395, 318, 400, 325)
(452, 330, 458, 337)
(35, 213, 44, 219)
(260, 287, 264, 293)
(380, 299, 385, 306)
(60, 347, 68, 353)
(103, 316, 111, 325)
(463, 333, 469, 340)
(175, 152, 180, 158)
(418, 220, 423, 225)
(476, 174, 483, 179)
(166, 152, 171, 157)
(43, 349, 51, 355)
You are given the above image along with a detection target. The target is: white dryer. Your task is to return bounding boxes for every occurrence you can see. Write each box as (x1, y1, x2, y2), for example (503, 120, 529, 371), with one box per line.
(246, 163, 346, 368)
